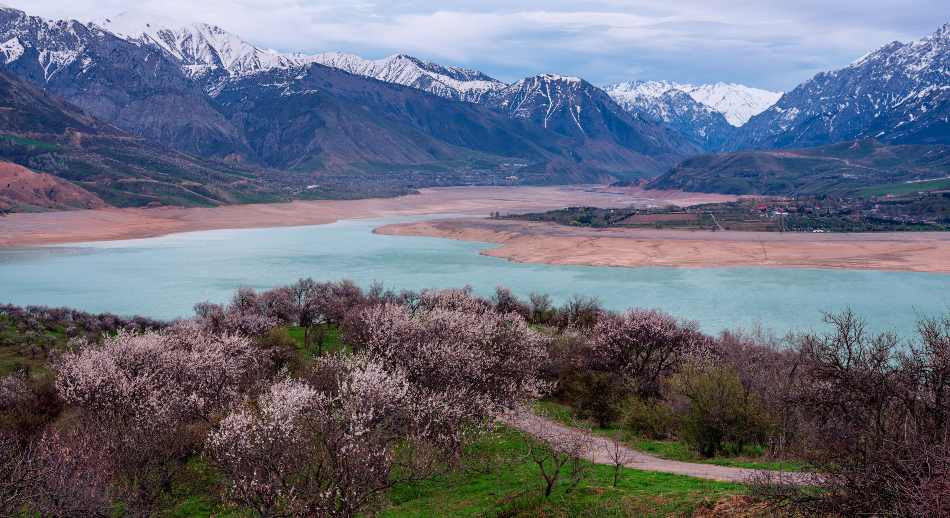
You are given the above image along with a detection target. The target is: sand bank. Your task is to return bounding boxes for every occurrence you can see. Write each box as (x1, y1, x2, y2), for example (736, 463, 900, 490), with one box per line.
(0, 186, 733, 247)
(375, 218, 950, 273)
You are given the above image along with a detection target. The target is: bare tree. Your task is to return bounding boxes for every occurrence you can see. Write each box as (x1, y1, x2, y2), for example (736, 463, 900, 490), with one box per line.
(603, 433, 631, 487)
(526, 424, 591, 498)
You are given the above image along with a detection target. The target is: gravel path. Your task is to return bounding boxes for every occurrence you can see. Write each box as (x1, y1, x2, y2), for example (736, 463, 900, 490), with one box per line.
(501, 410, 813, 485)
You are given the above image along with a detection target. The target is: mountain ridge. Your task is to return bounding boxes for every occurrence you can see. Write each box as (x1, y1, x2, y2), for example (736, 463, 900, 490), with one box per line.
(737, 23, 950, 149)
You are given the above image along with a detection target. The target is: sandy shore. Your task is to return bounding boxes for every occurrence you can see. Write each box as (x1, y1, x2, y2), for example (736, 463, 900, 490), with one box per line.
(376, 218, 950, 273)
(0, 185, 734, 247)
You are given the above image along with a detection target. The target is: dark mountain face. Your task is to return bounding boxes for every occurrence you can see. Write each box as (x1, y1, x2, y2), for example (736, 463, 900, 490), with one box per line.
(0, 70, 107, 135)
(738, 24, 950, 150)
(0, 7, 251, 160)
(0, 70, 286, 207)
(211, 64, 565, 172)
(485, 75, 700, 175)
(649, 139, 950, 195)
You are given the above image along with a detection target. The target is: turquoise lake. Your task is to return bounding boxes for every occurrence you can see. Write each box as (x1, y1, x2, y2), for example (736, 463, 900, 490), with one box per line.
(1, 216, 948, 338)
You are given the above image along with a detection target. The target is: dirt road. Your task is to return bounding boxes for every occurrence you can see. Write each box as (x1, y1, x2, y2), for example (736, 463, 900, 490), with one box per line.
(501, 410, 813, 485)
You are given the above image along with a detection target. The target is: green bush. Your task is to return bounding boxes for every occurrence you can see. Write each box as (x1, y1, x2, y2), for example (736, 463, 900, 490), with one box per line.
(668, 365, 775, 458)
(567, 371, 625, 428)
(620, 396, 678, 440)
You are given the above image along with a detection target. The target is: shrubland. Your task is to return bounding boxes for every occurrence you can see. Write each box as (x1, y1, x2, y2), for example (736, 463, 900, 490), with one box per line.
(1, 281, 947, 517)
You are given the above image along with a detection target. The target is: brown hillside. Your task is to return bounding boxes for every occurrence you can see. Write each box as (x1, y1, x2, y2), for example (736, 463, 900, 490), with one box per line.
(0, 161, 106, 211)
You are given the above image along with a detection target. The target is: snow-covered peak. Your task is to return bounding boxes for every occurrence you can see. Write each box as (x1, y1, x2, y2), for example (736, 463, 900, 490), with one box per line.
(604, 80, 780, 127)
(91, 12, 508, 102)
(676, 83, 782, 126)
(92, 12, 310, 80)
(310, 51, 506, 102)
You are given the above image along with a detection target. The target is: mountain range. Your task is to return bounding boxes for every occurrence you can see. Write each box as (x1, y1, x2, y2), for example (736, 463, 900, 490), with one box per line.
(737, 23, 950, 150)
(0, 5, 948, 207)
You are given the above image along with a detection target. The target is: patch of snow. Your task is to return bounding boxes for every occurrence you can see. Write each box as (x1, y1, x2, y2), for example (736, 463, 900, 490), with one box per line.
(0, 36, 23, 63)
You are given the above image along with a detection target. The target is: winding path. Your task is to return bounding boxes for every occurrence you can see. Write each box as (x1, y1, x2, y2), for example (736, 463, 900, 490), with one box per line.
(501, 410, 813, 485)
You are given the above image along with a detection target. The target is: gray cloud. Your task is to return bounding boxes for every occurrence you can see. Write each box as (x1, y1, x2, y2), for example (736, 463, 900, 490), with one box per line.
(7, 0, 948, 90)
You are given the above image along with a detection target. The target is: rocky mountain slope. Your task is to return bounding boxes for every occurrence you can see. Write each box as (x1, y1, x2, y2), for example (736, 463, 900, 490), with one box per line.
(604, 81, 738, 151)
(483, 74, 699, 175)
(0, 70, 286, 207)
(0, 7, 251, 159)
(739, 24, 950, 149)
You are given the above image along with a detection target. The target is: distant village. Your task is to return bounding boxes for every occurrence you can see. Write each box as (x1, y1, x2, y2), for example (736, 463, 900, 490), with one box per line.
(509, 191, 950, 232)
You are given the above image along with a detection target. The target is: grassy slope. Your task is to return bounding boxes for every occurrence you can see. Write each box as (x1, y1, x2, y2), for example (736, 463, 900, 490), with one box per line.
(154, 427, 745, 518)
(384, 427, 744, 518)
(649, 140, 950, 196)
(857, 177, 950, 197)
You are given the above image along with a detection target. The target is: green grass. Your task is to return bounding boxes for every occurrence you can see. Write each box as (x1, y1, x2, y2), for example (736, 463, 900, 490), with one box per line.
(532, 401, 809, 473)
(151, 426, 745, 517)
(0, 133, 60, 151)
(157, 458, 249, 518)
(857, 177, 950, 197)
(0, 314, 67, 376)
(383, 427, 745, 517)
(285, 324, 346, 358)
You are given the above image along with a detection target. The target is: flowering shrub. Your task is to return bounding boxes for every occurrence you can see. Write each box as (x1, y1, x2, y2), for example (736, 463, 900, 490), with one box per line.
(206, 377, 318, 517)
(209, 355, 434, 517)
(350, 302, 547, 413)
(56, 325, 270, 427)
(589, 309, 711, 398)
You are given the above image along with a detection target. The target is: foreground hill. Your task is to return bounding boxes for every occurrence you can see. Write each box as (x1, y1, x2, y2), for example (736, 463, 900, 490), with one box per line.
(648, 140, 950, 195)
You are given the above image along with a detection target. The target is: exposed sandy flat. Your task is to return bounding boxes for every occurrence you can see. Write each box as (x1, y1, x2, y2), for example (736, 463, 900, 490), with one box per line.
(376, 218, 950, 273)
(0, 185, 734, 247)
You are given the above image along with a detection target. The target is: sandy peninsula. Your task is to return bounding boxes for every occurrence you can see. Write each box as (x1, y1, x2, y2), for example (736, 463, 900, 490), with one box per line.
(375, 218, 950, 273)
(0, 185, 734, 248)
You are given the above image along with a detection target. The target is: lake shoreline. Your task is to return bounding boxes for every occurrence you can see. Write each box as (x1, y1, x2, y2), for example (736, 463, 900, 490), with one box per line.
(0, 185, 735, 248)
(375, 218, 950, 273)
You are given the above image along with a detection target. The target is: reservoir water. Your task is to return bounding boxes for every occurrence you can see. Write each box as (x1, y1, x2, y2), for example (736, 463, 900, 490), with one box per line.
(1, 216, 947, 338)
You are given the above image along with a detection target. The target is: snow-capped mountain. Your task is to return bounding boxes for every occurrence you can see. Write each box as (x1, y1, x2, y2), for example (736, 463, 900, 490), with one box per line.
(740, 23, 950, 149)
(94, 13, 506, 102)
(604, 81, 780, 128)
(0, 5, 249, 157)
(603, 81, 737, 150)
(92, 12, 314, 90)
(311, 52, 506, 103)
(677, 83, 782, 127)
(0, 6, 92, 81)
(483, 74, 700, 174)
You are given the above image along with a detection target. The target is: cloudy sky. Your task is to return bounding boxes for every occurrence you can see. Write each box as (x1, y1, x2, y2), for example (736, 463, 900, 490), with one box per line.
(8, 0, 949, 91)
